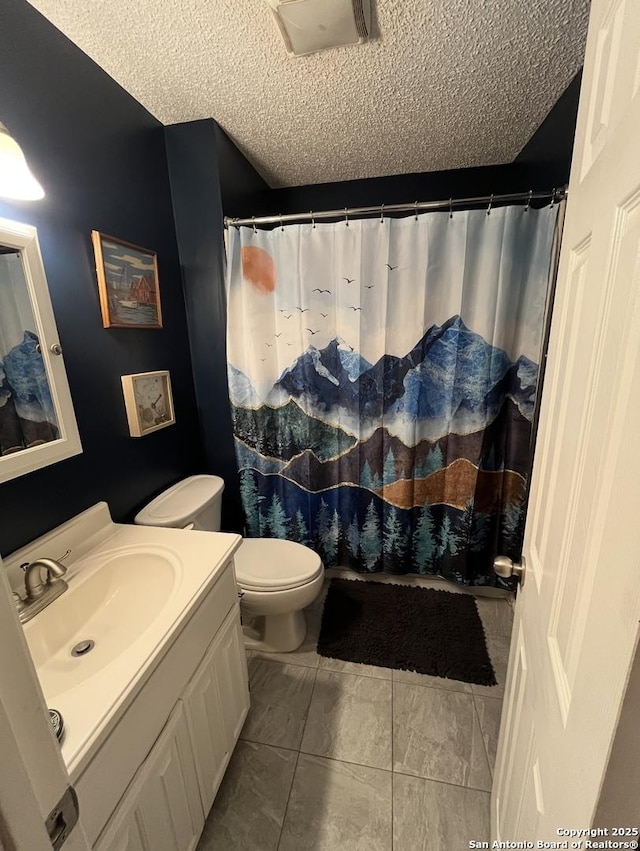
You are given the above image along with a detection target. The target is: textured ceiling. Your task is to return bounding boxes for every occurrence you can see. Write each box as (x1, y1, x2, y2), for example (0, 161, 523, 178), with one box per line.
(27, 0, 589, 187)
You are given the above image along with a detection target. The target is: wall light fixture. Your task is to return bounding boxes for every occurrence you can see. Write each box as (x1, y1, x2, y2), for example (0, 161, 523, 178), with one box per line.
(0, 122, 45, 201)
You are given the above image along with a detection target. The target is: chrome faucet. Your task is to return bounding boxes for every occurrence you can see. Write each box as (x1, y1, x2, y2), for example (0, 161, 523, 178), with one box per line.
(14, 558, 69, 623)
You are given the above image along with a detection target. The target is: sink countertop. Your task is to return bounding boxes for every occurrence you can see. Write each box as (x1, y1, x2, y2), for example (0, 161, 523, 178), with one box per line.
(4, 502, 242, 778)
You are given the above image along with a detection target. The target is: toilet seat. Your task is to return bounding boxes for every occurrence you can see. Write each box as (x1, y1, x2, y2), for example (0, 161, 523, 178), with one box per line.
(234, 539, 323, 592)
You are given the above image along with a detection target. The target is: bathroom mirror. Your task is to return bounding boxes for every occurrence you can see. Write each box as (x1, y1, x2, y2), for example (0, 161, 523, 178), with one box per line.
(0, 217, 81, 483)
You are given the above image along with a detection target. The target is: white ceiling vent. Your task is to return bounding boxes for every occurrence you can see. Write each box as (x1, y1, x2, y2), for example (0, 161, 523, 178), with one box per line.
(267, 0, 371, 57)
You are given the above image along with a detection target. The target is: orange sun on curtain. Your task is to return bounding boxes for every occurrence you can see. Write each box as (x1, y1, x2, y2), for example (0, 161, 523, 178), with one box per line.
(241, 246, 276, 293)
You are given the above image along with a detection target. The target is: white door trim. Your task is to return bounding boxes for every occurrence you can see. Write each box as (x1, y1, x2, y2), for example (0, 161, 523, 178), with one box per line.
(0, 563, 90, 851)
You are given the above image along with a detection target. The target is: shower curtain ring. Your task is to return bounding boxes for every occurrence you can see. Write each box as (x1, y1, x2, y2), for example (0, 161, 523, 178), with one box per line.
(550, 188, 556, 209)
(380, 204, 384, 224)
(449, 198, 453, 219)
(345, 207, 349, 227)
(252, 217, 257, 233)
(279, 213, 284, 231)
(487, 194, 493, 216)
(414, 201, 419, 221)
(525, 190, 532, 212)
(310, 210, 316, 229)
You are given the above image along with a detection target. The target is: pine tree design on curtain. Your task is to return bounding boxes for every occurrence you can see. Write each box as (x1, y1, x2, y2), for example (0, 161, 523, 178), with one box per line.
(226, 206, 558, 586)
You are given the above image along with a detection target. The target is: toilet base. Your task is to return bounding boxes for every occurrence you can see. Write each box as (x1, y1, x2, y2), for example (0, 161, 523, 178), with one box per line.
(242, 610, 307, 653)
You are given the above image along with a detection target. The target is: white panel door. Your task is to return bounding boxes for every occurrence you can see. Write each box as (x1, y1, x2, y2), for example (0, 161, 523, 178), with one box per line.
(492, 0, 640, 838)
(213, 606, 250, 746)
(93, 823, 146, 851)
(0, 564, 91, 851)
(136, 705, 203, 851)
(95, 702, 203, 851)
(182, 642, 229, 815)
(183, 605, 249, 815)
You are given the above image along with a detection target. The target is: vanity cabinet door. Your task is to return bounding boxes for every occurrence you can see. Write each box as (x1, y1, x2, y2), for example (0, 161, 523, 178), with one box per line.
(94, 702, 203, 851)
(214, 604, 250, 746)
(93, 823, 146, 851)
(183, 604, 250, 814)
(135, 705, 204, 851)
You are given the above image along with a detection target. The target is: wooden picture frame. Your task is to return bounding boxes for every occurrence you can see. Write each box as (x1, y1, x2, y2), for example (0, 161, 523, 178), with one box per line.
(92, 231, 163, 329)
(121, 370, 175, 437)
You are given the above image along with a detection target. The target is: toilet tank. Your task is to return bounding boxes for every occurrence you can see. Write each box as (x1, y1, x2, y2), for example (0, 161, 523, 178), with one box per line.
(134, 475, 225, 531)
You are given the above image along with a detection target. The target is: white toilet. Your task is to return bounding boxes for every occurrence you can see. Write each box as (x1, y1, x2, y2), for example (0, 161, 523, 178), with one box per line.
(134, 475, 324, 652)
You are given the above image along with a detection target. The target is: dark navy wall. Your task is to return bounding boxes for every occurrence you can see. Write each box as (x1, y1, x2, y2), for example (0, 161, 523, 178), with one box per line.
(164, 119, 269, 532)
(248, 162, 540, 219)
(165, 120, 251, 532)
(515, 71, 582, 187)
(213, 123, 270, 217)
(0, 0, 203, 555)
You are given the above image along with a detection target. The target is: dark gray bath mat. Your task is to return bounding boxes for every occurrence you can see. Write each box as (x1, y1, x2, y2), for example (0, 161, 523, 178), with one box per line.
(317, 579, 497, 686)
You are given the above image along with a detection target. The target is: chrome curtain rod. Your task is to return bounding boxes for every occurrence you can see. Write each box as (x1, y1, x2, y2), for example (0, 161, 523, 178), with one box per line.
(223, 186, 568, 229)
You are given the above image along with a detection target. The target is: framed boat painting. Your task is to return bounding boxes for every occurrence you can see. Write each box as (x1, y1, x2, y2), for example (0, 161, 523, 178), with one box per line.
(91, 231, 163, 329)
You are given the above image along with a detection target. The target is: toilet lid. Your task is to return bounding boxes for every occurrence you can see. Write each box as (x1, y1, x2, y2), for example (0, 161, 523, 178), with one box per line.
(134, 475, 224, 527)
(234, 539, 323, 591)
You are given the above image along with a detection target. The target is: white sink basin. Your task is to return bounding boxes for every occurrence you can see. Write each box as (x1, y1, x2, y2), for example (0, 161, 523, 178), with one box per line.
(6, 502, 242, 776)
(24, 545, 180, 696)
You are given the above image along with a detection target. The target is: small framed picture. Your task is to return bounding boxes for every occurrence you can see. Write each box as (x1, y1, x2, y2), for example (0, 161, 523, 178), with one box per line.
(92, 231, 163, 328)
(121, 371, 175, 437)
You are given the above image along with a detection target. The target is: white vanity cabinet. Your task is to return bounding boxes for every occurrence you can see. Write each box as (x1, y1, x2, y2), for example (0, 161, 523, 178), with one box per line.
(90, 561, 249, 851)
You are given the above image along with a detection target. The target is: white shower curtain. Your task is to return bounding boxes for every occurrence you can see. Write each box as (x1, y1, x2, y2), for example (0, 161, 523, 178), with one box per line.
(225, 205, 558, 585)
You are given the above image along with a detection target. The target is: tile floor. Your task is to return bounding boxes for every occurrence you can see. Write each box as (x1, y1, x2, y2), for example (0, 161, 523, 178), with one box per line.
(197, 573, 513, 851)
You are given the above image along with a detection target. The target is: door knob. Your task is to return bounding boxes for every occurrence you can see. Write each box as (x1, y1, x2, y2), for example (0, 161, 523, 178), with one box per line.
(493, 555, 526, 586)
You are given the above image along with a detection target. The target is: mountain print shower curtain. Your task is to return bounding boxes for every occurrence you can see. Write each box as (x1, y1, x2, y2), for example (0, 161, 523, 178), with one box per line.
(226, 205, 558, 586)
